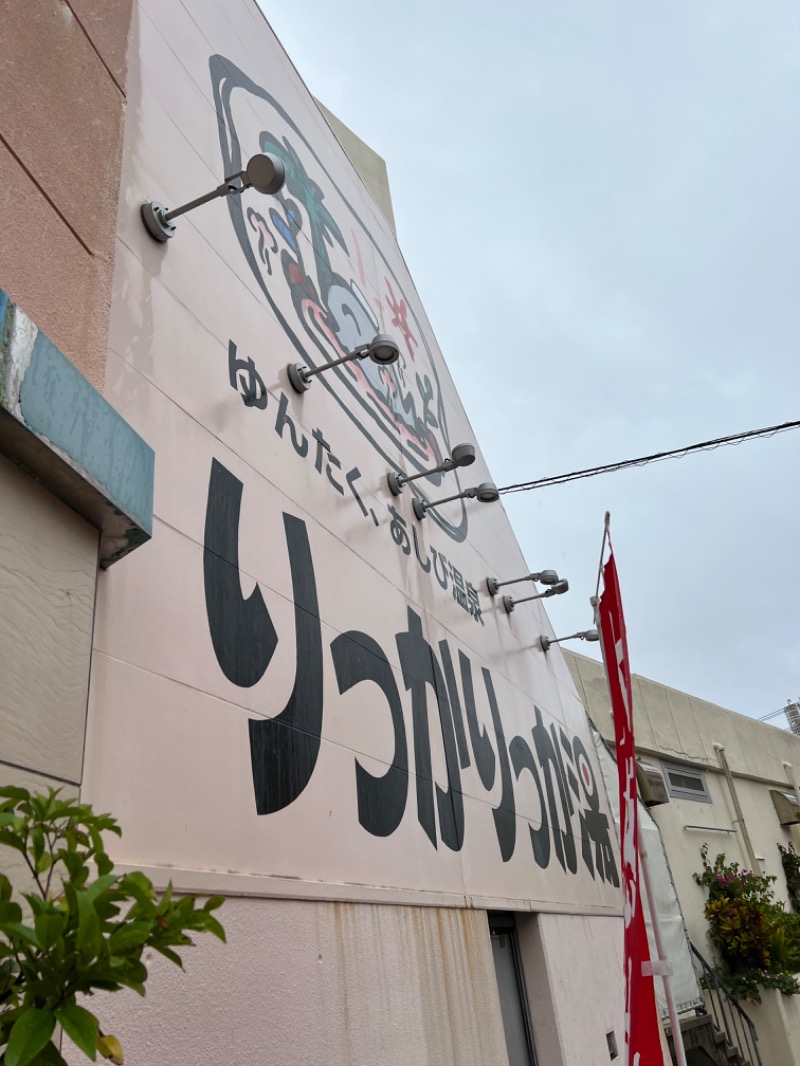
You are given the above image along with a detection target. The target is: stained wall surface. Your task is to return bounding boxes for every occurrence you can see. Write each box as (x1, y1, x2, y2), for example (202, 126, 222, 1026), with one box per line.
(519, 912, 626, 1066)
(0, 0, 134, 390)
(0, 455, 98, 792)
(0, 0, 135, 872)
(69, 899, 511, 1066)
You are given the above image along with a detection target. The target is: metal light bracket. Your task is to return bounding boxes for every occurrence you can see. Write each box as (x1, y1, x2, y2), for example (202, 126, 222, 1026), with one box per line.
(487, 570, 560, 597)
(288, 334, 400, 394)
(141, 153, 286, 242)
(413, 482, 499, 520)
(387, 443, 476, 496)
(502, 580, 568, 613)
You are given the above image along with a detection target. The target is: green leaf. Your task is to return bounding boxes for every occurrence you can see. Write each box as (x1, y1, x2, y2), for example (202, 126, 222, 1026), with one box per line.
(56, 1004, 98, 1062)
(157, 881, 174, 913)
(0, 900, 23, 923)
(0, 787, 30, 803)
(122, 871, 154, 894)
(2, 922, 41, 949)
(95, 852, 114, 877)
(85, 875, 118, 903)
(36, 852, 53, 874)
(34, 912, 66, 951)
(108, 921, 152, 955)
(5, 1007, 56, 1066)
(28, 1040, 68, 1065)
(152, 944, 183, 967)
(30, 829, 45, 865)
(0, 830, 27, 855)
(201, 915, 226, 943)
(202, 895, 225, 913)
(76, 909, 102, 959)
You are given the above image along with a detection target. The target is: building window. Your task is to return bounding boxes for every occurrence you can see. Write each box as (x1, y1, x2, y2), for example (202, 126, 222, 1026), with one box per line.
(662, 762, 712, 803)
(488, 912, 538, 1066)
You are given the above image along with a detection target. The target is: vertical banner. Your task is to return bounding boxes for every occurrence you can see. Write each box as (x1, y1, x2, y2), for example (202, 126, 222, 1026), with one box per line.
(598, 551, 663, 1066)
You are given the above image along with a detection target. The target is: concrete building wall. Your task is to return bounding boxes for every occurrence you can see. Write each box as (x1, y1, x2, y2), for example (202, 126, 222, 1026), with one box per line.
(79, 903, 631, 1066)
(71, 900, 511, 1066)
(315, 99, 398, 236)
(66, 0, 631, 1061)
(1, 3, 628, 1064)
(0, 454, 98, 787)
(519, 912, 626, 1066)
(0, 0, 150, 898)
(565, 649, 800, 1066)
(0, 0, 134, 390)
(565, 650, 800, 909)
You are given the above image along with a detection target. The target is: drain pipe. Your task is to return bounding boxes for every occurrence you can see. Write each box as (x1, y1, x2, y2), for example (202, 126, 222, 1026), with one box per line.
(713, 743, 760, 873)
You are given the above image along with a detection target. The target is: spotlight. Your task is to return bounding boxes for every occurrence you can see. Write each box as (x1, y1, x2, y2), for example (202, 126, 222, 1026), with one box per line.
(387, 443, 476, 496)
(141, 153, 286, 242)
(413, 482, 499, 520)
(502, 579, 569, 613)
(540, 628, 599, 652)
(486, 569, 560, 597)
(288, 334, 400, 393)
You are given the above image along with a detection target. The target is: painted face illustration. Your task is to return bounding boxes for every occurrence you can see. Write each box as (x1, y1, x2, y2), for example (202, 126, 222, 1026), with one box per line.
(211, 56, 470, 541)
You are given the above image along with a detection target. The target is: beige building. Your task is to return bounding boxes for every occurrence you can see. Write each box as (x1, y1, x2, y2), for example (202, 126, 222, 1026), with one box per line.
(566, 650, 800, 1066)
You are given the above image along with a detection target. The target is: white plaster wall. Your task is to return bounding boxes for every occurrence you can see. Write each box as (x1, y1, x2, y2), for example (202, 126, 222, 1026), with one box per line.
(746, 989, 800, 1066)
(71, 899, 510, 1066)
(0, 454, 98, 786)
(648, 770, 800, 946)
(565, 650, 800, 1065)
(518, 913, 625, 1066)
(565, 650, 800, 785)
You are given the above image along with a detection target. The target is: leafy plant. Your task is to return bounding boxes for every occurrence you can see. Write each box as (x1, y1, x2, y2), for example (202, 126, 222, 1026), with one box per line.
(778, 841, 800, 913)
(694, 845, 800, 1002)
(0, 786, 226, 1066)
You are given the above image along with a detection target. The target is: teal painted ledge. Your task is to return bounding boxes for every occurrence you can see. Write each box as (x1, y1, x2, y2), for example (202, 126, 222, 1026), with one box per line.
(0, 289, 154, 566)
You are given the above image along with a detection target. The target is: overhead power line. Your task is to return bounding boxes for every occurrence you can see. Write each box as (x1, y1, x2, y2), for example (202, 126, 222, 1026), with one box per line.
(498, 417, 800, 496)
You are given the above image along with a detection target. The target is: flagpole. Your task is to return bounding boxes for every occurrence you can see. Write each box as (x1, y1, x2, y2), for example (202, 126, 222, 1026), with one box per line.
(593, 511, 611, 607)
(593, 515, 687, 1066)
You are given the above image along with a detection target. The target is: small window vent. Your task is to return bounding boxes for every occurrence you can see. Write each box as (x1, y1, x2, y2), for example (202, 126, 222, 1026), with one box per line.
(662, 763, 712, 804)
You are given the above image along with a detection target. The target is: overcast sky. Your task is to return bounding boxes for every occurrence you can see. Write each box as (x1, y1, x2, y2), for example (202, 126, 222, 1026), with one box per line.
(261, 0, 800, 724)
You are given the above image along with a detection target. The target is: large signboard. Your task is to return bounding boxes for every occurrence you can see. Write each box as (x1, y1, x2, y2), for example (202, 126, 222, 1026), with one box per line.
(84, 0, 620, 914)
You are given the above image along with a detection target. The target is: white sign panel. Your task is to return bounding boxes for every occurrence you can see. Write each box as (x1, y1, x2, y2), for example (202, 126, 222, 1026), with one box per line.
(84, 0, 621, 915)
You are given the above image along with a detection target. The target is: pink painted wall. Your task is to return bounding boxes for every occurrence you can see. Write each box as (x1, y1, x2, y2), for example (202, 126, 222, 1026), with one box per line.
(72, 0, 631, 1061)
(0, 0, 134, 389)
(84, 0, 621, 918)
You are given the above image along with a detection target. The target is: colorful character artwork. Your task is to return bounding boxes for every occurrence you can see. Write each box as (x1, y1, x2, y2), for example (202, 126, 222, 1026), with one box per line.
(211, 57, 471, 542)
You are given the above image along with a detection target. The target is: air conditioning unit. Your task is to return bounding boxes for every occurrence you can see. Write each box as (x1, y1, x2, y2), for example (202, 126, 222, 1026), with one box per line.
(636, 762, 670, 807)
(770, 790, 800, 826)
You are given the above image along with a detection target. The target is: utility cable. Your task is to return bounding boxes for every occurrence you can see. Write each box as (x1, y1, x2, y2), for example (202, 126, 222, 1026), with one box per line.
(498, 417, 800, 496)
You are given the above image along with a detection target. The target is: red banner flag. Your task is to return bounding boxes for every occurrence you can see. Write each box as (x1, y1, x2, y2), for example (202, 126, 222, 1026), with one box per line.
(598, 551, 664, 1066)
